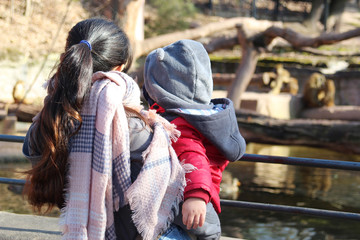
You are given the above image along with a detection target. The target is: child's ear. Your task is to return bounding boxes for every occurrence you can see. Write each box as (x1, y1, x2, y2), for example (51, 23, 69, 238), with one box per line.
(112, 64, 125, 72)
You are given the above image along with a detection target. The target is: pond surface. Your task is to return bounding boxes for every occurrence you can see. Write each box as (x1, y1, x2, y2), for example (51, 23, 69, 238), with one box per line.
(219, 143, 360, 239)
(0, 140, 360, 239)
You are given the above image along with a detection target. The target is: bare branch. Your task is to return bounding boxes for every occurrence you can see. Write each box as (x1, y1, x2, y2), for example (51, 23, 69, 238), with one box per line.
(135, 17, 282, 59)
(261, 26, 360, 49)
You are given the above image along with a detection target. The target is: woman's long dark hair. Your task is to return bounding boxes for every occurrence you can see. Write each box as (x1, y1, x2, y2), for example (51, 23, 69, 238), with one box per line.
(24, 18, 133, 211)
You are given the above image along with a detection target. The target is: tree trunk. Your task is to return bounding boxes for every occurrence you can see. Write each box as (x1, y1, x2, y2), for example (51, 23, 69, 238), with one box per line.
(9, 0, 14, 23)
(303, 0, 324, 32)
(227, 24, 260, 109)
(86, 0, 135, 29)
(327, 0, 348, 32)
(123, 0, 145, 53)
(86, 0, 144, 63)
(87, 0, 113, 20)
(25, 0, 32, 17)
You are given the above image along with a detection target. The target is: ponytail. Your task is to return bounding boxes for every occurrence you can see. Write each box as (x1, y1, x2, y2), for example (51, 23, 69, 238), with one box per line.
(24, 42, 93, 211)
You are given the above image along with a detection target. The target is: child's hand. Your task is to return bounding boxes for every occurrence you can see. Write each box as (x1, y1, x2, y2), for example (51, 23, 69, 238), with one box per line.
(182, 198, 206, 229)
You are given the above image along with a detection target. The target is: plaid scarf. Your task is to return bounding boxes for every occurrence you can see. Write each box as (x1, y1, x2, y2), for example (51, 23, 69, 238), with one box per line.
(60, 71, 185, 240)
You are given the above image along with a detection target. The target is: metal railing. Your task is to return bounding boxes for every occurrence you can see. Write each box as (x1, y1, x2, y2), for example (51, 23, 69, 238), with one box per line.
(1, 133, 360, 221)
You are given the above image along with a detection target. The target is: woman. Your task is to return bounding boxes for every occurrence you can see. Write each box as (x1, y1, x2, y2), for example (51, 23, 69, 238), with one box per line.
(22, 18, 186, 240)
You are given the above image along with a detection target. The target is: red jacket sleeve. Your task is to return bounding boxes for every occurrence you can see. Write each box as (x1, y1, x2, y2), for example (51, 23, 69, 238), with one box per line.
(171, 117, 212, 203)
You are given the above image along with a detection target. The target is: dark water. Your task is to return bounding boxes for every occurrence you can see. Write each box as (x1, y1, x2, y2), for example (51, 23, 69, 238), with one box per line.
(219, 143, 360, 239)
(1, 141, 360, 239)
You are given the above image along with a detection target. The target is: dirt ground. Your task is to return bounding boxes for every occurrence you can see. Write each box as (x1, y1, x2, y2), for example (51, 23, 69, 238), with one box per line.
(1, 0, 360, 105)
(1, 0, 360, 62)
(0, 0, 89, 61)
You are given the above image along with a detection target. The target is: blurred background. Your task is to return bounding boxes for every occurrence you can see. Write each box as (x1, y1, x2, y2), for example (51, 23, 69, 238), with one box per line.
(1, 1, 360, 239)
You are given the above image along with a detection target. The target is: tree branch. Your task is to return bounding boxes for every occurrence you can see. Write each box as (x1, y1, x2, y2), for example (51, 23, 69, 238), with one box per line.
(261, 26, 360, 49)
(135, 17, 282, 59)
(226, 26, 360, 109)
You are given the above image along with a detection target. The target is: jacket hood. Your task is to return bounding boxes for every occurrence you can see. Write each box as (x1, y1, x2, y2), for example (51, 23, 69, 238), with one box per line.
(167, 98, 246, 162)
(143, 39, 213, 110)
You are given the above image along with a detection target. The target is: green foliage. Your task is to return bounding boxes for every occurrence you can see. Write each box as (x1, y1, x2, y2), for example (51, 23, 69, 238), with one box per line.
(145, 0, 197, 38)
(0, 48, 23, 62)
(209, 55, 240, 63)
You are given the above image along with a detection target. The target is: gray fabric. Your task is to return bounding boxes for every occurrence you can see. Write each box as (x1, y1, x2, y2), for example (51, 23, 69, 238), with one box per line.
(22, 123, 41, 167)
(128, 117, 152, 181)
(167, 98, 246, 162)
(144, 39, 214, 110)
(129, 116, 152, 154)
(115, 117, 152, 240)
(173, 202, 221, 240)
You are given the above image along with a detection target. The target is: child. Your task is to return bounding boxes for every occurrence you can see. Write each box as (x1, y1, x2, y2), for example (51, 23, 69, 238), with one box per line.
(143, 39, 246, 239)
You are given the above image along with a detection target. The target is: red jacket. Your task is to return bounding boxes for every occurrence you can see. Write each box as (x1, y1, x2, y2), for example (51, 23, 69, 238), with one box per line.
(171, 117, 229, 213)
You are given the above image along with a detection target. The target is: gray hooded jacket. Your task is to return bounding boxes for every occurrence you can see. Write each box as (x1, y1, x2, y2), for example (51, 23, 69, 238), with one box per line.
(143, 39, 246, 161)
